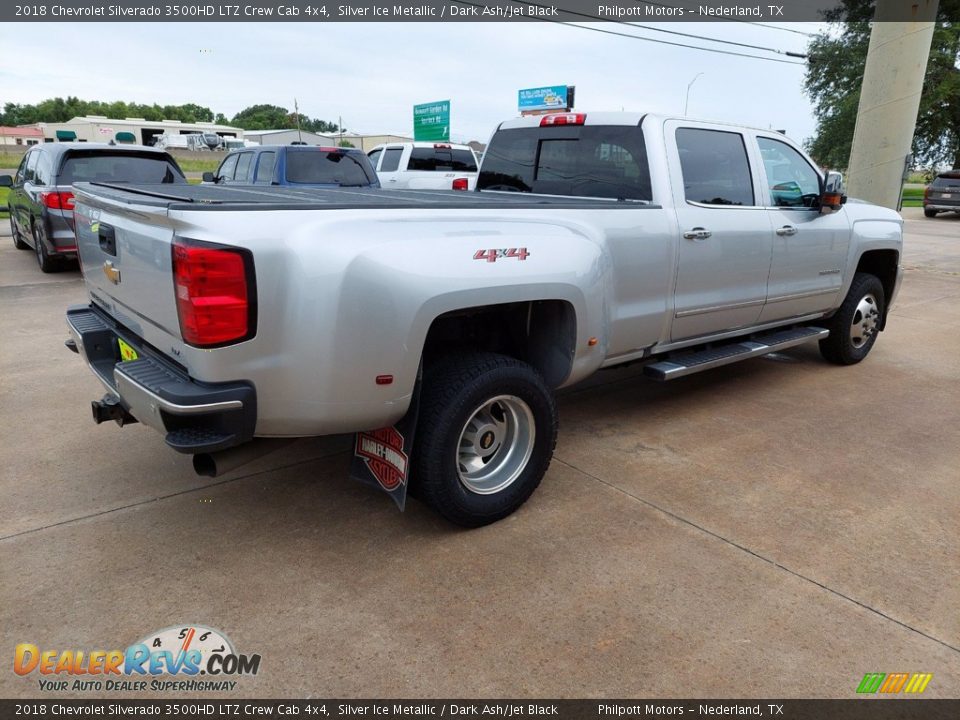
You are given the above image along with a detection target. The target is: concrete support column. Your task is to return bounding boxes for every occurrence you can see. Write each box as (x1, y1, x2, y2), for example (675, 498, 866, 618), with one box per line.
(845, 0, 939, 209)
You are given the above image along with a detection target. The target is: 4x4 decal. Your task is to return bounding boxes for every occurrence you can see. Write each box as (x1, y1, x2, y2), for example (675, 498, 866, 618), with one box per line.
(473, 248, 530, 263)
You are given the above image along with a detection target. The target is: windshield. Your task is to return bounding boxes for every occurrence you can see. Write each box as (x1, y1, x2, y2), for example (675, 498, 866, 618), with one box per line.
(59, 153, 186, 184)
(284, 150, 376, 186)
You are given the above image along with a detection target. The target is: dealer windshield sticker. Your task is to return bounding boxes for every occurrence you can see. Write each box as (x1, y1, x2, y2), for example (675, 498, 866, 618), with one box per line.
(14, 625, 260, 693)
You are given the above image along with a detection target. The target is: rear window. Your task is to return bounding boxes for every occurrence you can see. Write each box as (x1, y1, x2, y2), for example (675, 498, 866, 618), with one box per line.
(407, 147, 478, 172)
(932, 173, 960, 189)
(284, 150, 376, 186)
(477, 126, 651, 201)
(58, 153, 185, 185)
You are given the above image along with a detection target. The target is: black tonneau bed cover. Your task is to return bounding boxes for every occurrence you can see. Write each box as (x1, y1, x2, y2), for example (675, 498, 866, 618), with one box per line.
(73, 182, 657, 211)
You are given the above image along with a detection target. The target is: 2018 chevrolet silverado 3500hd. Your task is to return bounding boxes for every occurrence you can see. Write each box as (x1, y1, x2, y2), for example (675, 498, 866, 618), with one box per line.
(65, 112, 903, 527)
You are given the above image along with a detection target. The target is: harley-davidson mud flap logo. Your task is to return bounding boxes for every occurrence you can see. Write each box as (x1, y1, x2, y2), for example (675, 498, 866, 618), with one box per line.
(349, 386, 420, 511)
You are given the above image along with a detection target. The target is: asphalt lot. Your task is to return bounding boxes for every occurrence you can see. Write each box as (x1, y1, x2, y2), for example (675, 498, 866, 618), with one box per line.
(1, 208, 958, 698)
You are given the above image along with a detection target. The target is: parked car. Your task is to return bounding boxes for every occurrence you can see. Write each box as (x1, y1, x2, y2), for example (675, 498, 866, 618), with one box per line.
(202, 145, 379, 188)
(923, 170, 960, 217)
(0, 144, 186, 272)
(65, 112, 903, 526)
(367, 142, 479, 190)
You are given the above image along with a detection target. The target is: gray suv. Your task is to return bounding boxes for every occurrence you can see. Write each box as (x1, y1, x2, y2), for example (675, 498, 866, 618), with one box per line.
(1, 144, 185, 272)
(923, 170, 960, 218)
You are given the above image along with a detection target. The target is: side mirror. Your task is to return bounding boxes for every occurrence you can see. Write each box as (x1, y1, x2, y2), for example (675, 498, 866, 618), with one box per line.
(820, 171, 846, 213)
(202, 172, 215, 183)
(0, 175, 13, 187)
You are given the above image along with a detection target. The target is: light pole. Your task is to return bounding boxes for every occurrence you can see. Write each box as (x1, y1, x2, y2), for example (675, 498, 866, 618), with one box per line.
(684, 73, 704, 116)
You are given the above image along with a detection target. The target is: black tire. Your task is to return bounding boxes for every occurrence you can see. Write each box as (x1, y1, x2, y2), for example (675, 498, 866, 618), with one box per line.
(412, 353, 558, 527)
(819, 272, 885, 365)
(32, 223, 56, 273)
(10, 216, 29, 250)
(923, 208, 938, 218)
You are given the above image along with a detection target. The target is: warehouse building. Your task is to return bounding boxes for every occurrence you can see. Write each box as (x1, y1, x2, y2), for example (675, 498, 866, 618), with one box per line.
(337, 132, 413, 152)
(243, 129, 335, 146)
(28, 116, 245, 146)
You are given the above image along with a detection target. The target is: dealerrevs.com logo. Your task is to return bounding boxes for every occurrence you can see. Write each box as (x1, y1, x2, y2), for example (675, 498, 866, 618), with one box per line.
(14, 625, 261, 693)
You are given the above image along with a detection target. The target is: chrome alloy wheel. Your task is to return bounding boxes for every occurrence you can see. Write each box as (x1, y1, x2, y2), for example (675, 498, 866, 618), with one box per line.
(849, 293, 880, 349)
(457, 395, 535, 495)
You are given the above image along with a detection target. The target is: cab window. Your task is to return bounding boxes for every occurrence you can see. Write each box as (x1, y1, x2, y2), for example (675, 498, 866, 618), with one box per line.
(676, 128, 754, 206)
(477, 126, 651, 200)
(380, 147, 403, 172)
(217, 154, 239, 183)
(758, 137, 821, 208)
(367, 149, 382, 171)
(254, 152, 276, 184)
(234, 153, 254, 183)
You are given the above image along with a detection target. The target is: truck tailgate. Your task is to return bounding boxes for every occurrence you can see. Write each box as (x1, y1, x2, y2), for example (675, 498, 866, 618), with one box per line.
(73, 189, 183, 348)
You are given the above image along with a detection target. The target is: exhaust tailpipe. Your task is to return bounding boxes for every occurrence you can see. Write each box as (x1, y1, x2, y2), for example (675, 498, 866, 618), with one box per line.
(193, 438, 294, 478)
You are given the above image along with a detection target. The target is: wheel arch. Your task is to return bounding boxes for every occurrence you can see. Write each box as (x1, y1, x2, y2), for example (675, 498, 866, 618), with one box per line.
(421, 300, 578, 389)
(855, 249, 899, 330)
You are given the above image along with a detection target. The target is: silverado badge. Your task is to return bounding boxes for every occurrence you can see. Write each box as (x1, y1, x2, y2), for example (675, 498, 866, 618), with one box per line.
(102, 260, 121, 285)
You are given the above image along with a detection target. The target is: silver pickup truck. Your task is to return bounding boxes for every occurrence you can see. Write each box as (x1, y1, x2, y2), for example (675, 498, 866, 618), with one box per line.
(66, 112, 903, 527)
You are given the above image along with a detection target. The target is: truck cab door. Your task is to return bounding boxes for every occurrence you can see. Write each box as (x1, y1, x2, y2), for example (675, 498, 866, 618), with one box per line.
(752, 134, 851, 322)
(377, 146, 405, 187)
(666, 122, 774, 342)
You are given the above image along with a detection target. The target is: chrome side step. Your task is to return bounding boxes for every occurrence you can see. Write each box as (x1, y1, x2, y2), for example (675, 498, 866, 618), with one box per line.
(643, 326, 829, 381)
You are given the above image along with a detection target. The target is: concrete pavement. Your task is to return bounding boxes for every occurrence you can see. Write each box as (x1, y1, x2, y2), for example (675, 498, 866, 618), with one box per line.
(1, 208, 958, 698)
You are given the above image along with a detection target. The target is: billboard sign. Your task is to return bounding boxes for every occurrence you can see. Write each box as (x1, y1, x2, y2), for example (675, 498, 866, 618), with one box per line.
(413, 100, 450, 142)
(518, 85, 570, 113)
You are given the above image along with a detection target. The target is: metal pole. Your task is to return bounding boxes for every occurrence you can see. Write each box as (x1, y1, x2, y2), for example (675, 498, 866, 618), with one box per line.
(684, 73, 704, 116)
(294, 98, 302, 144)
(845, 0, 939, 209)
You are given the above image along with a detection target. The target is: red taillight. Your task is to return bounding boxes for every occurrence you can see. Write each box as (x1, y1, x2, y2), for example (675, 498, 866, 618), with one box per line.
(452, 178, 469, 191)
(434, 143, 452, 149)
(172, 240, 254, 347)
(540, 113, 586, 127)
(924, 186, 930, 199)
(41, 191, 75, 210)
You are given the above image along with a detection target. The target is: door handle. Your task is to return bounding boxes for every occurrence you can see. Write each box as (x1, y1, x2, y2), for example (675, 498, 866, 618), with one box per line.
(776, 225, 798, 237)
(682, 227, 712, 241)
(98, 224, 117, 256)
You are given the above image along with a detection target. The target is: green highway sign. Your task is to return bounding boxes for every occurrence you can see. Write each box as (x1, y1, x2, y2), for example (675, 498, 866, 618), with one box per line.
(413, 100, 450, 142)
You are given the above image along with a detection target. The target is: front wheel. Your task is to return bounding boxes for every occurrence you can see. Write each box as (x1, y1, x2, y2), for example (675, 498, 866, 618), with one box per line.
(819, 272, 885, 365)
(412, 353, 558, 527)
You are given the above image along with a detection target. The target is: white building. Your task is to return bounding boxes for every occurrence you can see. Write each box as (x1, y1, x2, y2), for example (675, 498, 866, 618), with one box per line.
(29, 116, 244, 146)
(243, 129, 335, 146)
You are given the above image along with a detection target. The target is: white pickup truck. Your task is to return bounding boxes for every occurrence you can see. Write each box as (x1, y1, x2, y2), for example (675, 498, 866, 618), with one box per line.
(367, 141, 480, 190)
(65, 112, 903, 527)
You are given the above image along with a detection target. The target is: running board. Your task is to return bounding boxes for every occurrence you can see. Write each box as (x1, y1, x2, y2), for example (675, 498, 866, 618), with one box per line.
(643, 327, 829, 381)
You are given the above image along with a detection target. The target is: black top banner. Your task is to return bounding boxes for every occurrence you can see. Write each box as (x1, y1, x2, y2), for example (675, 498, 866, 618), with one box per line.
(2, 699, 960, 719)
(5, 0, 916, 24)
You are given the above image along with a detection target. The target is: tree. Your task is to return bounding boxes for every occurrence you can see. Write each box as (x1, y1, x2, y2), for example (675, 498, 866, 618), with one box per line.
(229, 105, 343, 133)
(0, 97, 217, 126)
(805, 0, 960, 170)
(230, 104, 293, 130)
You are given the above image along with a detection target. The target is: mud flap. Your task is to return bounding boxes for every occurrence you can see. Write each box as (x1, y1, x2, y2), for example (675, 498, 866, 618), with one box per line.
(349, 374, 421, 511)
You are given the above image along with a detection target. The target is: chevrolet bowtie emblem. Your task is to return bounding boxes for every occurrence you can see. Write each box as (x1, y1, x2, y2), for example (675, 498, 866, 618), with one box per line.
(102, 260, 121, 285)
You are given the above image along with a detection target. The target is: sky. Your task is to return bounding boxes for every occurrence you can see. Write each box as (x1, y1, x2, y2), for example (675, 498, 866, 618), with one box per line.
(0, 21, 824, 145)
